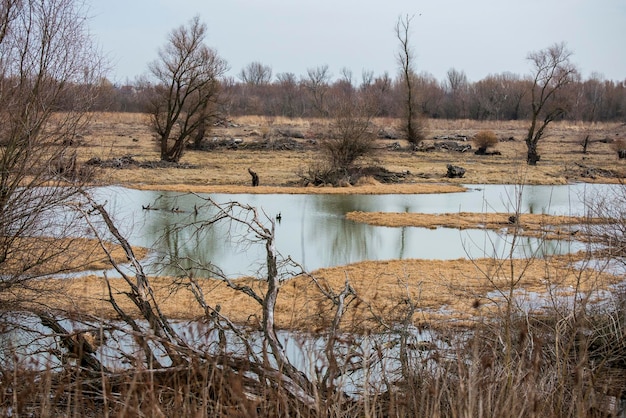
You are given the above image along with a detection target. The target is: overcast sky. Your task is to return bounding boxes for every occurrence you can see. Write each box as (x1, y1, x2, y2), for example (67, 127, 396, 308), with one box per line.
(90, 0, 626, 85)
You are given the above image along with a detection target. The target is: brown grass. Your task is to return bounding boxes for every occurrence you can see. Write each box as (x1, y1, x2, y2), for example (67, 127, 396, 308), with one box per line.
(77, 113, 626, 189)
(130, 182, 466, 195)
(33, 252, 620, 331)
(346, 211, 606, 240)
(0, 237, 147, 276)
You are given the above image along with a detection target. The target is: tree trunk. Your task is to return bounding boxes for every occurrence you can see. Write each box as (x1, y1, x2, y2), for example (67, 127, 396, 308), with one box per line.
(161, 137, 185, 163)
(248, 168, 259, 186)
(39, 312, 108, 373)
(582, 135, 590, 154)
(193, 115, 208, 149)
(526, 141, 541, 165)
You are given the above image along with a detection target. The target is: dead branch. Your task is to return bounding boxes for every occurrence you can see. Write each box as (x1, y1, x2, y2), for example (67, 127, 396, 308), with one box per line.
(38, 311, 107, 373)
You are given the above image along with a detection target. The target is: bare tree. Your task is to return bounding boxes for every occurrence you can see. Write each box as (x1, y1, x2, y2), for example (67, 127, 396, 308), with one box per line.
(364, 72, 395, 118)
(443, 68, 469, 118)
(0, 0, 103, 297)
(415, 71, 444, 117)
(360, 69, 374, 88)
(524, 42, 579, 165)
(576, 73, 606, 153)
(395, 14, 425, 145)
(303, 65, 331, 117)
(147, 16, 228, 162)
(339, 67, 353, 86)
(238, 61, 273, 85)
(275, 71, 302, 117)
(65, 195, 376, 412)
(482, 72, 528, 120)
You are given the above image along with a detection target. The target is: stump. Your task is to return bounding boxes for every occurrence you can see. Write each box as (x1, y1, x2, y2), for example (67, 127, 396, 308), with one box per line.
(248, 168, 259, 186)
(446, 164, 466, 178)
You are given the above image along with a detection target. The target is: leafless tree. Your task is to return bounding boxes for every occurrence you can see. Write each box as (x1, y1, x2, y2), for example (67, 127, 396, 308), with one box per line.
(395, 14, 425, 145)
(360, 69, 374, 88)
(443, 68, 469, 118)
(275, 71, 303, 117)
(414, 71, 444, 117)
(524, 42, 579, 165)
(576, 73, 606, 152)
(303, 80, 378, 186)
(339, 67, 354, 86)
(239, 61, 273, 85)
(0, 0, 103, 298)
(303, 65, 331, 117)
(364, 72, 395, 118)
(147, 16, 228, 162)
(474, 72, 527, 120)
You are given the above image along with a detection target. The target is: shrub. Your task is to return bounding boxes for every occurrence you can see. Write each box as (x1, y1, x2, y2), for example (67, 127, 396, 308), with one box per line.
(399, 116, 428, 146)
(473, 130, 499, 152)
(612, 138, 626, 159)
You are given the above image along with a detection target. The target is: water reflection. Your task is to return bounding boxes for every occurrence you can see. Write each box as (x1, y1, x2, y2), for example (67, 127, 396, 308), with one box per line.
(90, 184, 615, 277)
(1, 313, 434, 397)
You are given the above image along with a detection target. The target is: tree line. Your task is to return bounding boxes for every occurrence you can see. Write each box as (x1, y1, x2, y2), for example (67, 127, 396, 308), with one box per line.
(95, 62, 626, 123)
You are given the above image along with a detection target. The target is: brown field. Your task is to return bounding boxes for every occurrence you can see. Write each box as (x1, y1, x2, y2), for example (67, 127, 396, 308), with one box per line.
(30, 253, 619, 332)
(46, 113, 626, 327)
(81, 113, 626, 189)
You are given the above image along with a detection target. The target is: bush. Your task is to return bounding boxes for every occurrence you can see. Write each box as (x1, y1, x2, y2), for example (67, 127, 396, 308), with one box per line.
(473, 130, 499, 152)
(400, 116, 428, 146)
(612, 138, 626, 159)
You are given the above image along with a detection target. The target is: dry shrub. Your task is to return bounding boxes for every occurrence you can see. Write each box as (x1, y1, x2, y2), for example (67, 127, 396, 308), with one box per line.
(473, 130, 499, 151)
(612, 138, 626, 159)
(398, 116, 428, 146)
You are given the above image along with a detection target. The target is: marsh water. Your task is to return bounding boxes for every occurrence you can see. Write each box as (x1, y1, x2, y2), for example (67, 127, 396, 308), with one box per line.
(90, 183, 615, 278)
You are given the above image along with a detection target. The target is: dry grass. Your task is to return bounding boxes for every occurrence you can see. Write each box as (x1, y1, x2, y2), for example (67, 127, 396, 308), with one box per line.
(77, 113, 626, 188)
(35, 251, 620, 331)
(131, 182, 466, 195)
(0, 237, 147, 276)
(346, 211, 607, 240)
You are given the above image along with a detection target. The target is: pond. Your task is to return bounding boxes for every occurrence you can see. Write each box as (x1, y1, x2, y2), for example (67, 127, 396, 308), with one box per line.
(89, 183, 616, 278)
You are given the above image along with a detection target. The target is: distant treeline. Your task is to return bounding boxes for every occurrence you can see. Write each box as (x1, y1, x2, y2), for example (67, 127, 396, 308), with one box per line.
(93, 68, 625, 122)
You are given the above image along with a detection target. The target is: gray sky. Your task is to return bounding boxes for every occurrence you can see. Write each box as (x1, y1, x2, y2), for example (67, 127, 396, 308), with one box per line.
(90, 0, 626, 84)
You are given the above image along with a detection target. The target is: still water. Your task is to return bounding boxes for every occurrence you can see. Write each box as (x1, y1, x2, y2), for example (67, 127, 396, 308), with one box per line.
(90, 183, 613, 277)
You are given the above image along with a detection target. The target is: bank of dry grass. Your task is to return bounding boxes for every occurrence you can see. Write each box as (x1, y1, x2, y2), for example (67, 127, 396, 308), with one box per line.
(130, 182, 466, 195)
(346, 211, 608, 240)
(34, 252, 620, 331)
(0, 237, 147, 277)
